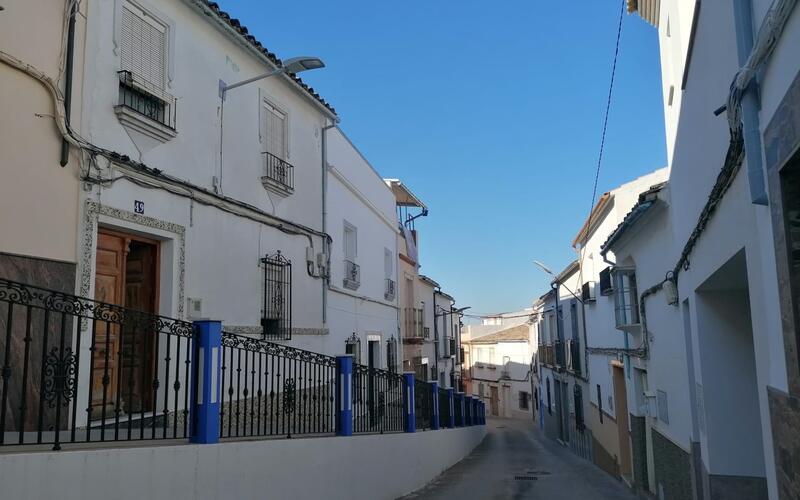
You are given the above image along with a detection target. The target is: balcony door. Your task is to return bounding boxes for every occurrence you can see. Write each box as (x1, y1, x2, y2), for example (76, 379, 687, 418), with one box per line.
(92, 229, 159, 419)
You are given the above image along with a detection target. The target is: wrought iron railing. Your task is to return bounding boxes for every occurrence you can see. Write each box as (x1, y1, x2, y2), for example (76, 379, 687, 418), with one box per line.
(352, 364, 404, 434)
(262, 151, 295, 192)
(465, 396, 473, 424)
(454, 394, 463, 425)
(218, 332, 336, 439)
(0, 278, 193, 450)
(414, 379, 433, 431)
(117, 71, 177, 130)
(343, 260, 360, 290)
(438, 387, 451, 427)
(384, 279, 396, 301)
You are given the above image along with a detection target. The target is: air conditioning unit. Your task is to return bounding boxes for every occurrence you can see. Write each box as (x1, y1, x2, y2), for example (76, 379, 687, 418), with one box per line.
(581, 281, 597, 302)
(187, 297, 203, 319)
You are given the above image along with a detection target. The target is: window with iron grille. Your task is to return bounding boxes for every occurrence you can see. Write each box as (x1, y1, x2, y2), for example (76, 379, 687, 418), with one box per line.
(261, 252, 292, 340)
(117, 3, 175, 130)
(386, 336, 397, 373)
(574, 384, 585, 429)
(345, 333, 361, 365)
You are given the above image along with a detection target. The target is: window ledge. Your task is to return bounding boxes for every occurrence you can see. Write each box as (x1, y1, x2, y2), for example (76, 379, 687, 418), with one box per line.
(343, 278, 361, 291)
(384, 292, 395, 301)
(114, 105, 177, 143)
(261, 176, 294, 196)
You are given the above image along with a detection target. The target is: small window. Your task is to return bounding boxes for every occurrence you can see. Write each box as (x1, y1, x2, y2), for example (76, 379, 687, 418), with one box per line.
(261, 252, 292, 340)
(117, 2, 176, 131)
(574, 385, 585, 429)
(343, 222, 359, 290)
(546, 379, 552, 414)
(345, 333, 361, 365)
(599, 267, 614, 295)
(657, 389, 669, 423)
(519, 391, 530, 410)
(613, 268, 640, 328)
(597, 384, 603, 424)
(386, 336, 397, 373)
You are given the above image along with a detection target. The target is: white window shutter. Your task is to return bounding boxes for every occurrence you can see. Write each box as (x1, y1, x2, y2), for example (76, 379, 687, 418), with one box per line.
(120, 3, 166, 89)
(263, 102, 287, 160)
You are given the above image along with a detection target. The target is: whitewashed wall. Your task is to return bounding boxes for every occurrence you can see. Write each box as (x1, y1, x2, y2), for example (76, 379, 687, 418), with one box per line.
(0, 0, 86, 264)
(311, 127, 399, 364)
(0, 426, 486, 500)
(78, 0, 333, 332)
(654, 2, 798, 496)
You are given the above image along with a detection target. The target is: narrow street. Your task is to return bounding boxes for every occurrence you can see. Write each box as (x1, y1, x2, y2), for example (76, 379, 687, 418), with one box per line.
(401, 418, 637, 500)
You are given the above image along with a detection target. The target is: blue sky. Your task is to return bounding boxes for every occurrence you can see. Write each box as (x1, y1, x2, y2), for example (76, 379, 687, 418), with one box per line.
(223, 1, 667, 316)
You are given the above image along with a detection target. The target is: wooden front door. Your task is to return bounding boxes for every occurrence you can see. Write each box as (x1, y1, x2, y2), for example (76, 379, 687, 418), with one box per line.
(92, 232, 126, 417)
(91, 230, 159, 419)
(613, 365, 632, 476)
(490, 386, 499, 416)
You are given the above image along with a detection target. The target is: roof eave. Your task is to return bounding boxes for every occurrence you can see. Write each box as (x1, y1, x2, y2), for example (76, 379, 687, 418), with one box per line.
(186, 0, 338, 120)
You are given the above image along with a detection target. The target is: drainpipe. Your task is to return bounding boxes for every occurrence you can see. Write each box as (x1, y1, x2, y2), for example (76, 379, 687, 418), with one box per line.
(59, 0, 77, 166)
(733, 0, 768, 205)
(321, 120, 336, 324)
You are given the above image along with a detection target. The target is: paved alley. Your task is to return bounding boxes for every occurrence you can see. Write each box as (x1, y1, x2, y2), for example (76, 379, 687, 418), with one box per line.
(400, 418, 637, 500)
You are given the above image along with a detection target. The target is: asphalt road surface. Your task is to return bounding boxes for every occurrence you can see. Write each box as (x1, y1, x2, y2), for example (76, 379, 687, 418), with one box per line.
(399, 418, 638, 500)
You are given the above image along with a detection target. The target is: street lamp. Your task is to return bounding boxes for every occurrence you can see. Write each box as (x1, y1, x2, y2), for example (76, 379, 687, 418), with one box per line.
(220, 56, 325, 98)
(216, 56, 325, 193)
(533, 260, 582, 304)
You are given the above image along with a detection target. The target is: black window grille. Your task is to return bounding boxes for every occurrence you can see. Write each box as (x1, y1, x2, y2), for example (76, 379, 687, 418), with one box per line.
(261, 252, 292, 340)
(117, 71, 176, 130)
(599, 267, 614, 295)
(386, 336, 397, 373)
(546, 378, 552, 414)
(345, 333, 361, 365)
(597, 384, 603, 424)
(574, 384, 585, 430)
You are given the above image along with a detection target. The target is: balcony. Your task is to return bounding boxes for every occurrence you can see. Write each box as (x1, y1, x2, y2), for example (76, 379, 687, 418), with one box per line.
(115, 70, 177, 142)
(343, 260, 360, 290)
(261, 151, 295, 194)
(539, 342, 566, 370)
(384, 278, 396, 300)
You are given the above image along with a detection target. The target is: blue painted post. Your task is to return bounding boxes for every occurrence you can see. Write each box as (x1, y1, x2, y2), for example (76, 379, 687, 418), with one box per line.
(466, 397, 473, 426)
(430, 381, 440, 430)
(403, 372, 416, 433)
(447, 388, 455, 428)
(191, 320, 221, 444)
(472, 398, 478, 425)
(335, 355, 354, 437)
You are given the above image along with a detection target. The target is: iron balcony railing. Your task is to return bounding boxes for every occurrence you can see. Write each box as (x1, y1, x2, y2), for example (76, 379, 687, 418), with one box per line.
(352, 364, 404, 434)
(0, 277, 193, 450)
(219, 333, 336, 439)
(384, 279, 396, 301)
(261, 151, 295, 193)
(343, 260, 360, 290)
(117, 71, 177, 130)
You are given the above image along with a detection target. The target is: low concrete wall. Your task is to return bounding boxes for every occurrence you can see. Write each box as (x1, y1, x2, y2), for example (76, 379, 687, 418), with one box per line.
(0, 426, 486, 500)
